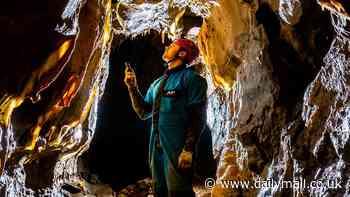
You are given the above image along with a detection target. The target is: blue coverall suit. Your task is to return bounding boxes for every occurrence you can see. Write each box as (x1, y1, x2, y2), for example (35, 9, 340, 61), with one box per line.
(142, 65, 207, 196)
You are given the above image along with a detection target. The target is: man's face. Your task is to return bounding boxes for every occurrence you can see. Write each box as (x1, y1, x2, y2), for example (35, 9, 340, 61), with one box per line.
(162, 43, 181, 63)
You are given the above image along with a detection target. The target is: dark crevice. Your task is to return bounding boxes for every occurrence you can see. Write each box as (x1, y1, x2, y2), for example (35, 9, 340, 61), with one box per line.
(256, 2, 333, 111)
(85, 31, 166, 191)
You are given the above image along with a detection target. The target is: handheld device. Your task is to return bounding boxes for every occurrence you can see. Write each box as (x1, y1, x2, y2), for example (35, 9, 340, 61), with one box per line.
(124, 62, 135, 72)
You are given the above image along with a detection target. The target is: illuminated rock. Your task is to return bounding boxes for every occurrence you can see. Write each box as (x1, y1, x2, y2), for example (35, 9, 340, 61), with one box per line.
(0, 0, 112, 195)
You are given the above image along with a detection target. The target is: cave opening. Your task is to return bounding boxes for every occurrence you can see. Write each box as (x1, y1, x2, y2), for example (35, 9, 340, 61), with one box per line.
(86, 31, 168, 190)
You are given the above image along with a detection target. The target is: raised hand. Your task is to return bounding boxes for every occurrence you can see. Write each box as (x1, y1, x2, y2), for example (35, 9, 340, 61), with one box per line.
(124, 62, 138, 89)
(178, 149, 193, 170)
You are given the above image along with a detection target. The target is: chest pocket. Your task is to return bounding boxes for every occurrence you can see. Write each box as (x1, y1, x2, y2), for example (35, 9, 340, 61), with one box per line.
(158, 70, 190, 113)
(160, 88, 186, 112)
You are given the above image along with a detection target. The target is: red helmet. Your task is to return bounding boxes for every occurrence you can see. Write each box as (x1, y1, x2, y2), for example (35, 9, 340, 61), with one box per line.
(173, 39, 199, 64)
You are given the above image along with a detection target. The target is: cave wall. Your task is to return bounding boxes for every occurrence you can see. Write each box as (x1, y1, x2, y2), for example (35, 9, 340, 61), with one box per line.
(198, 0, 253, 89)
(0, 0, 113, 196)
(202, 0, 350, 196)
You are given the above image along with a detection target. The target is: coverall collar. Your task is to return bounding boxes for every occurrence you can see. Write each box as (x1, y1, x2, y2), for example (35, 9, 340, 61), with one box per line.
(164, 63, 187, 75)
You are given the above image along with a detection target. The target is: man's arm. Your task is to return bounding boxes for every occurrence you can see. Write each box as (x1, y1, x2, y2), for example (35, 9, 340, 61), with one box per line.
(184, 73, 208, 152)
(127, 86, 152, 120)
(124, 62, 152, 120)
(183, 102, 206, 152)
(178, 73, 207, 170)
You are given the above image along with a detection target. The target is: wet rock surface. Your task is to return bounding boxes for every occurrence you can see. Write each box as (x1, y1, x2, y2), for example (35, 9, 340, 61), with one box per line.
(0, 0, 112, 196)
(206, 0, 350, 196)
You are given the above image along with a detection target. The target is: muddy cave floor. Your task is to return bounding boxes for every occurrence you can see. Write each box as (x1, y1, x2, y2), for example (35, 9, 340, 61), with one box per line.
(116, 178, 211, 197)
(68, 177, 211, 197)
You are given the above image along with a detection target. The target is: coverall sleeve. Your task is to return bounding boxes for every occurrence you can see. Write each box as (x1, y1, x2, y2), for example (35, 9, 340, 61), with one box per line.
(128, 83, 153, 120)
(144, 83, 154, 105)
(184, 73, 208, 152)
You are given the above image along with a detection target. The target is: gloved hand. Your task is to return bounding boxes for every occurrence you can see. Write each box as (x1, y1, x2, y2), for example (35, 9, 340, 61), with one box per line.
(178, 149, 193, 170)
(124, 62, 138, 89)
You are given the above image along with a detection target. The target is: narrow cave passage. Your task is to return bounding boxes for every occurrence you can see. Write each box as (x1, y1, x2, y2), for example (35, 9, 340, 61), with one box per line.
(86, 31, 167, 190)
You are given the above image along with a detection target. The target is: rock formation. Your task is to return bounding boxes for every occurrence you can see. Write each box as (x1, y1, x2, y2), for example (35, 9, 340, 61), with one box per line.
(0, 0, 112, 196)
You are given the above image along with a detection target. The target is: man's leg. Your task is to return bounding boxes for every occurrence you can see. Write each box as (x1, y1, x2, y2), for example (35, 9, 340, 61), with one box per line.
(150, 147, 168, 197)
(163, 153, 195, 197)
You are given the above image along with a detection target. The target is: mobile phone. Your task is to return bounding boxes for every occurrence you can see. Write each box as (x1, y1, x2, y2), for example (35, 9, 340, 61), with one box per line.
(124, 62, 135, 72)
